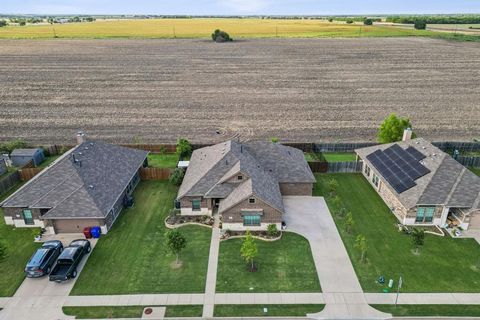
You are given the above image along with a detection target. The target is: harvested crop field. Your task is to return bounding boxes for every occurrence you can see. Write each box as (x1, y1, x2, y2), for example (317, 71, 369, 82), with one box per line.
(0, 37, 479, 144)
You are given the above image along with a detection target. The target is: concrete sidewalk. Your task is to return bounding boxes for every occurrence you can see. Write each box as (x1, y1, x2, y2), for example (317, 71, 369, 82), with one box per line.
(202, 215, 221, 319)
(365, 293, 480, 305)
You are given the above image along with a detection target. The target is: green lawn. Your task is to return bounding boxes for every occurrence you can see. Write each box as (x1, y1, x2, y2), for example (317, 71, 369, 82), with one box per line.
(214, 304, 325, 317)
(372, 304, 480, 317)
(0, 181, 39, 297)
(322, 152, 357, 162)
(314, 173, 480, 293)
(470, 166, 480, 176)
(216, 232, 321, 293)
(304, 152, 325, 162)
(37, 155, 61, 168)
(70, 181, 211, 295)
(147, 153, 179, 169)
(63, 305, 203, 318)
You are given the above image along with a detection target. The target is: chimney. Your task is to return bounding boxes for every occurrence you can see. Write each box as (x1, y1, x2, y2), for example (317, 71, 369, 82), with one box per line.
(402, 128, 412, 142)
(76, 131, 86, 144)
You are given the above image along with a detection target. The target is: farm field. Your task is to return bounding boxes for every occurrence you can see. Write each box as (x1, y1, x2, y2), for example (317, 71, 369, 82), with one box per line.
(0, 38, 479, 144)
(0, 18, 439, 39)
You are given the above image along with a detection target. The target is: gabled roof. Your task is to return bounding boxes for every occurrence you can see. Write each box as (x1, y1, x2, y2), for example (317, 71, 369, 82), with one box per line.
(356, 138, 480, 211)
(178, 140, 314, 213)
(1, 141, 148, 219)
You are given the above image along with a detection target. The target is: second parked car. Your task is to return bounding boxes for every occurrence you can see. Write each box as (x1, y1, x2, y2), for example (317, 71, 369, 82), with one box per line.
(49, 239, 91, 282)
(25, 240, 63, 278)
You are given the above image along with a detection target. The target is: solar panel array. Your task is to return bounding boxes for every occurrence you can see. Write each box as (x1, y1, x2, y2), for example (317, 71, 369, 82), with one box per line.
(366, 144, 430, 194)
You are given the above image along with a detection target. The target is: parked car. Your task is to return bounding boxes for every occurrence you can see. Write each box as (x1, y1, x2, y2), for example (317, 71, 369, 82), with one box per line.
(49, 239, 91, 282)
(25, 240, 63, 278)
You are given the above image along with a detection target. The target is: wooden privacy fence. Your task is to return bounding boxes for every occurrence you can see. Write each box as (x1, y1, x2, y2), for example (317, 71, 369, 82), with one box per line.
(0, 171, 20, 195)
(19, 167, 43, 181)
(327, 161, 363, 173)
(308, 161, 328, 173)
(456, 156, 480, 168)
(140, 167, 173, 180)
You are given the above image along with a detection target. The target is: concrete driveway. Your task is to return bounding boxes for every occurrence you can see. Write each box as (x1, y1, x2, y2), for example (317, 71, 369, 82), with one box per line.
(283, 196, 390, 320)
(0, 235, 97, 320)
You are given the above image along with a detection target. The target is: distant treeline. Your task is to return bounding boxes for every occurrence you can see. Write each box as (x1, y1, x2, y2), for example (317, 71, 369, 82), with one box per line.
(386, 15, 480, 24)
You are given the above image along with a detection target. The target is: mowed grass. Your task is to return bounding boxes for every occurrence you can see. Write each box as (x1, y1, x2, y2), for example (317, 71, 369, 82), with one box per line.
(372, 304, 480, 317)
(70, 181, 211, 295)
(314, 173, 480, 292)
(322, 152, 356, 162)
(63, 305, 203, 318)
(0, 18, 440, 39)
(214, 304, 325, 317)
(0, 182, 40, 297)
(216, 232, 320, 293)
(147, 153, 178, 169)
(470, 166, 480, 176)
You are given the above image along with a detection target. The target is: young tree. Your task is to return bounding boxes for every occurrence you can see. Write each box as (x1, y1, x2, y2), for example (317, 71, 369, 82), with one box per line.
(332, 195, 342, 209)
(345, 212, 354, 234)
(327, 178, 339, 194)
(267, 224, 279, 237)
(414, 19, 427, 30)
(165, 229, 187, 265)
(354, 234, 367, 263)
(240, 231, 258, 271)
(377, 113, 414, 143)
(169, 168, 185, 186)
(411, 228, 425, 254)
(270, 137, 279, 144)
(176, 138, 192, 159)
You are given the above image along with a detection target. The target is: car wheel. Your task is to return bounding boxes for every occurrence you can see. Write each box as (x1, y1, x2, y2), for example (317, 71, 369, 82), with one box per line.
(72, 270, 77, 278)
(46, 267, 51, 274)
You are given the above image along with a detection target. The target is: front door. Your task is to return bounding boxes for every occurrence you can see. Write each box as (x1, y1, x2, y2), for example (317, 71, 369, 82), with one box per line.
(214, 199, 220, 208)
(22, 209, 34, 225)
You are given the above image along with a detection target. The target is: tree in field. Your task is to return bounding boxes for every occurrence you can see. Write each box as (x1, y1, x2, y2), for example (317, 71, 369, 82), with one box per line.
(176, 138, 192, 160)
(364, 18, 373, 25)
(211, 29, 233, 42)
(240, 231, 258, 271)
(165, 229, 187, 265)
(354, 234, 367, 263)
(169, 168, 185, 186)
(0, 20, 7, 27)
(414, 19, 427, 30)
(345, 212, 354, 234)
(411, 228, 425, 254)
(346, 19, 354, 24)
(378, 113, 415, 143)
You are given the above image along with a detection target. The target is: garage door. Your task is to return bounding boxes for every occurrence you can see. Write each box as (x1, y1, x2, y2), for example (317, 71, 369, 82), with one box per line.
(469, 212, 480, 229)
(53, 219, 101, 233)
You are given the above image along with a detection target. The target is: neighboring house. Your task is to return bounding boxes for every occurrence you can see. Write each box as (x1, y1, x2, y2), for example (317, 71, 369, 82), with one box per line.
(1, 141, 148, 234)
(10, 148, 45, 167)
(177, 140, 316, 230)
(355, 133, 480, 230)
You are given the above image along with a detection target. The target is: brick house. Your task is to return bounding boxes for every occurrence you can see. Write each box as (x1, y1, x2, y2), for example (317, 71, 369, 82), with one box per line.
(1, 138, 148, 234)
(176, 140, 316, 231)
(355, 134, 480, 231)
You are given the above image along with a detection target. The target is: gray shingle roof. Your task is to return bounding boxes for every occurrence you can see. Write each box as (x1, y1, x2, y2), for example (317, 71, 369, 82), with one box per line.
(11, 148, 42, 157)
(1, 141, 148, 219)
(356, 138, 480, 211)
(178, 140, 314, 213)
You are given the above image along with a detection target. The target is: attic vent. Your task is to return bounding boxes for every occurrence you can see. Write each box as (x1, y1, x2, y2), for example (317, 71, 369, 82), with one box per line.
(225, 159, 228, 165)
(78, 152, 83, 155)
(422, 146, 426, 149)
(432, 153, 437, 157)
(85, 146, 89, 150)
(88, 185, 94, 189)
(287, 151, 291, 155)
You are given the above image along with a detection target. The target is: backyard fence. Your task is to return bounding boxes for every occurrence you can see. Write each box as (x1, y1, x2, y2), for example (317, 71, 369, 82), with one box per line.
(140, 167, 173, 180)
(432, 141, 480, 153)
(313, 142, 378, 153)
(0, 171, 20, 195)
(308, 161, 328, 173)
(19, 167, 43, 181)
(327, 161, 363, 173)
(456, 156, 480, 168)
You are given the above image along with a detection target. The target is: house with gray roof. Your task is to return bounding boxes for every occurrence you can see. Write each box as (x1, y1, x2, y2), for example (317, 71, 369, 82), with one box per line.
(355, 134, 480, 231)
(177, 140, 316, 230)
(1, 140, 148, 234)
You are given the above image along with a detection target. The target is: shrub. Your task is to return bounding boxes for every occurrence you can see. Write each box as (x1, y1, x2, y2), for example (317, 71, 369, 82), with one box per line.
(176, 138, 192, 159)
(328, 18, 333, 22)
(346, 19, 354, 24)
(364, 18, 373, 25)
(0, 139, 28, 154)
(271, 137, 279, 144)
(345, 212, 354, 234)
(169, 168, 185, 186)
(267, 224, 279, 237)
(414, 19, 427, 30)
(0, 20, 7, 27)
(211, 29, 233, 42)
(327, 178, 339, 194)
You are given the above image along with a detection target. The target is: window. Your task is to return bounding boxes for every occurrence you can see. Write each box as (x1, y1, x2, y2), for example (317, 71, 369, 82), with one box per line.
(192, 199, 201, 211)
(243, 215, 261, 226)
(248, 198, 256, 204)
(416, 207, 435, 223)
(364, 164, 371, 176)
(23, 209, 34, 225)
(372, 174, 379, 187)
(237, 175, 243, 181)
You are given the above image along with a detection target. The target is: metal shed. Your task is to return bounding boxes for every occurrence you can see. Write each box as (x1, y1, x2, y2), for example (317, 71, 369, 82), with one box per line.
(10, 148, 44, 167)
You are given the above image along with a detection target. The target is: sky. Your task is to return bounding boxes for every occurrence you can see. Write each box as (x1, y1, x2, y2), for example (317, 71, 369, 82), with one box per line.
(1, 0, 479, 15)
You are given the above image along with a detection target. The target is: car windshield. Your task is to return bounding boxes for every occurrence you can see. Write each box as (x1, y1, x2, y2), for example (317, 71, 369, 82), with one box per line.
(27, 249, 48, 267)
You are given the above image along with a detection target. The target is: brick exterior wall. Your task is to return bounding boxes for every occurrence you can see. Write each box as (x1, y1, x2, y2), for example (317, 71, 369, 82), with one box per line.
(221, 195, 282, 226)
(179, 196, 211, 215)
(279, 182, 313, 196)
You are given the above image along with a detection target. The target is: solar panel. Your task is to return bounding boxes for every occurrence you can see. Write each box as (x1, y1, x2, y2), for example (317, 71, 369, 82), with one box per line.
(366, 144, 430, 194)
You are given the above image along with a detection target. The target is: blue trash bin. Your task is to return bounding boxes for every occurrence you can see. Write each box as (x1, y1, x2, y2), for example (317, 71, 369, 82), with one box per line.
(91, 226, 101, 238)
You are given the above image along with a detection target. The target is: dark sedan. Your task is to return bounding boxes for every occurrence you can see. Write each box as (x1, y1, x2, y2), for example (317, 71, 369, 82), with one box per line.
(25, 240, 63, 278)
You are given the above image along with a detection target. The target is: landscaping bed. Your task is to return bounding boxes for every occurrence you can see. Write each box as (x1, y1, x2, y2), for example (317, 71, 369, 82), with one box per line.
(315, 173, 480, 293)
(165, 212, 214, 228)
(214, 304, 325, 317)
(70, 181, 212, 295)
(220, 229, 282, 241)
(216, 232, 321, 293)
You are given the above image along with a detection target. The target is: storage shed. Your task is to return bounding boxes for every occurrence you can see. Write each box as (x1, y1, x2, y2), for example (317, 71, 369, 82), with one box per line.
(10, 148, 44, 167)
